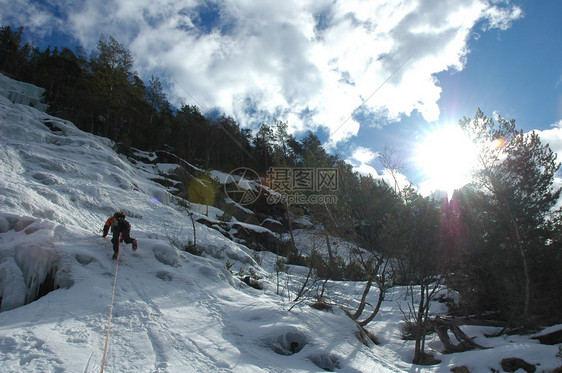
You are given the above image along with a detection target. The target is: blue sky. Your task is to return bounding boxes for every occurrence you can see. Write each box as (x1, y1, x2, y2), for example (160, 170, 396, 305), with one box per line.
(438, 0, 561, 131)
(348, 0, 562, 187)
(1, 0, 561, 193)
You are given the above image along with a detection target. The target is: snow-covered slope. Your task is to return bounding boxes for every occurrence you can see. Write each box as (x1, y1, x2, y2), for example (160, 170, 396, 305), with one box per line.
(0, 74, 560, 372)
(0, 74, 386, 372)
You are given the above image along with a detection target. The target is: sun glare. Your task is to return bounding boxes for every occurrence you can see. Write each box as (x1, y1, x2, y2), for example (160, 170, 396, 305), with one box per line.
(415, 125, 478, 198)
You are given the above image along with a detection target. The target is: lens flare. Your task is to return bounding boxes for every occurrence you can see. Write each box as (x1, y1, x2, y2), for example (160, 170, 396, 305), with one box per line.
(492, 138, 506, 149)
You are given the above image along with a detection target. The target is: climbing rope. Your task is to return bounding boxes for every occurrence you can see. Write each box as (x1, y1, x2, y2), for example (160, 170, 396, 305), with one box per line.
(100, 253, 120, 373)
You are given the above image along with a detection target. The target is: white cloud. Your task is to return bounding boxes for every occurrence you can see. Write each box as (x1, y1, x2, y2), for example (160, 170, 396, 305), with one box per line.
(346, 147, 378, 180)
(353, 163, 379, 177)
(348, 145, 409, 192)
(350, 146, 378, 164)
(533, 120, 562, 160)
(379, 168, 411, 192)
(353, 163, 411, 193)
(1, 0, 523, 145)
(531, 121, 562, 209)
(0, 0, 65, 39)
(481, 2, 523, 31)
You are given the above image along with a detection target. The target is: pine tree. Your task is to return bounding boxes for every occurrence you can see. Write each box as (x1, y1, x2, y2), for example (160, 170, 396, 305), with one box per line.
(459, 109, 561, 321)
(0, 26, 32, 77)
(89, 35, 138, 139)
(253, 124, 275, 172)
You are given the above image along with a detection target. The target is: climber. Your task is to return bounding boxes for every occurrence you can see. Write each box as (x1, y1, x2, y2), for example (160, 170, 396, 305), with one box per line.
(102, 211, 137, 259)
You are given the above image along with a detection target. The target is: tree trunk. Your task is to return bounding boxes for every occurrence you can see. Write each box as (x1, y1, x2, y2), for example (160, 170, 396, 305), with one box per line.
(325, 232, 335, 274)
(188, 210, 197, 251)
(431, 316, 487, 353)
(293, 265, 314, 302)
(358, 285, 384, 327)
(488, 174, 531, 320)
(352, 279, 372, 320)
(285, 201, 296, 250)
(503, 198, 530, 320)
(413, 285, 426, 364)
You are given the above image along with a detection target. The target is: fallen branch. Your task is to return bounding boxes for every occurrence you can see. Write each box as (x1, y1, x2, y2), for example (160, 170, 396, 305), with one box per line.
(431, 316, 488, 353)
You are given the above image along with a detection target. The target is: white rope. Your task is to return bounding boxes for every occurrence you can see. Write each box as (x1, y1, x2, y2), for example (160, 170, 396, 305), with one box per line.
(100, 253, 120, 373)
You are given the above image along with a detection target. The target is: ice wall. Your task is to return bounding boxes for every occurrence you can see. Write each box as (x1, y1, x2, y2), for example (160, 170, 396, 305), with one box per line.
(0, 73, 48, 112)
(0, 214, 70, 311)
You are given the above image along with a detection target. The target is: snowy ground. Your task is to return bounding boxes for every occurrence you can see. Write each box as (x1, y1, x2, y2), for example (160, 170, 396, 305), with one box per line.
(1, 73, 561, 372)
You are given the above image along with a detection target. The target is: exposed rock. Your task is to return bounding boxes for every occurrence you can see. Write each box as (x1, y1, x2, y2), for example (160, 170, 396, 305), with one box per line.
(292, 217, 314, 230)
(532, 328, 562, 345)
(195, 217, 231, 239)
(215, 197, 260, 225)
(231, 223, 280, 252)
(260, 218, 286, 234)
(309, 301, 333, 312)
(450, 366, 470, 373)
(241, 276, 263, 290)
(500, 358, 536, 373)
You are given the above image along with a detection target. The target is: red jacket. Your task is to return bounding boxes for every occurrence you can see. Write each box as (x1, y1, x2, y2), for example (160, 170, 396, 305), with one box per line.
(103, 216, 131, 236)
(102, 216, 116, 237)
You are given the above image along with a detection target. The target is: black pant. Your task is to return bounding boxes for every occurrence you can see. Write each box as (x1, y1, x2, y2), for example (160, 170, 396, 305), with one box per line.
(111, 229, 134, 253)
